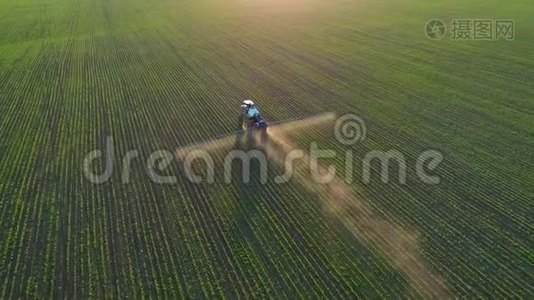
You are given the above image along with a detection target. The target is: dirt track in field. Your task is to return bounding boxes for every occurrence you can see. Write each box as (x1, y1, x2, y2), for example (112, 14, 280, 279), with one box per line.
(263, 120, 450, 298)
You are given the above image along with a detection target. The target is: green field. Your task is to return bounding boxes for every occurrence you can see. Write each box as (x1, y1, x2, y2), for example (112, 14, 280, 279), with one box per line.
(1, 0, 533, 297)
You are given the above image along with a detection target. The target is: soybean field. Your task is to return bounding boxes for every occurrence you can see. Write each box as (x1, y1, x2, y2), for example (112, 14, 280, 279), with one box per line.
(0, 0, 533, 298)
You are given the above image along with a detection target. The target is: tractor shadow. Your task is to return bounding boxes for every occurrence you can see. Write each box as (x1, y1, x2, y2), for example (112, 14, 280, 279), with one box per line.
(231, 114, 266, 207)
(230, 115, 293, 293)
